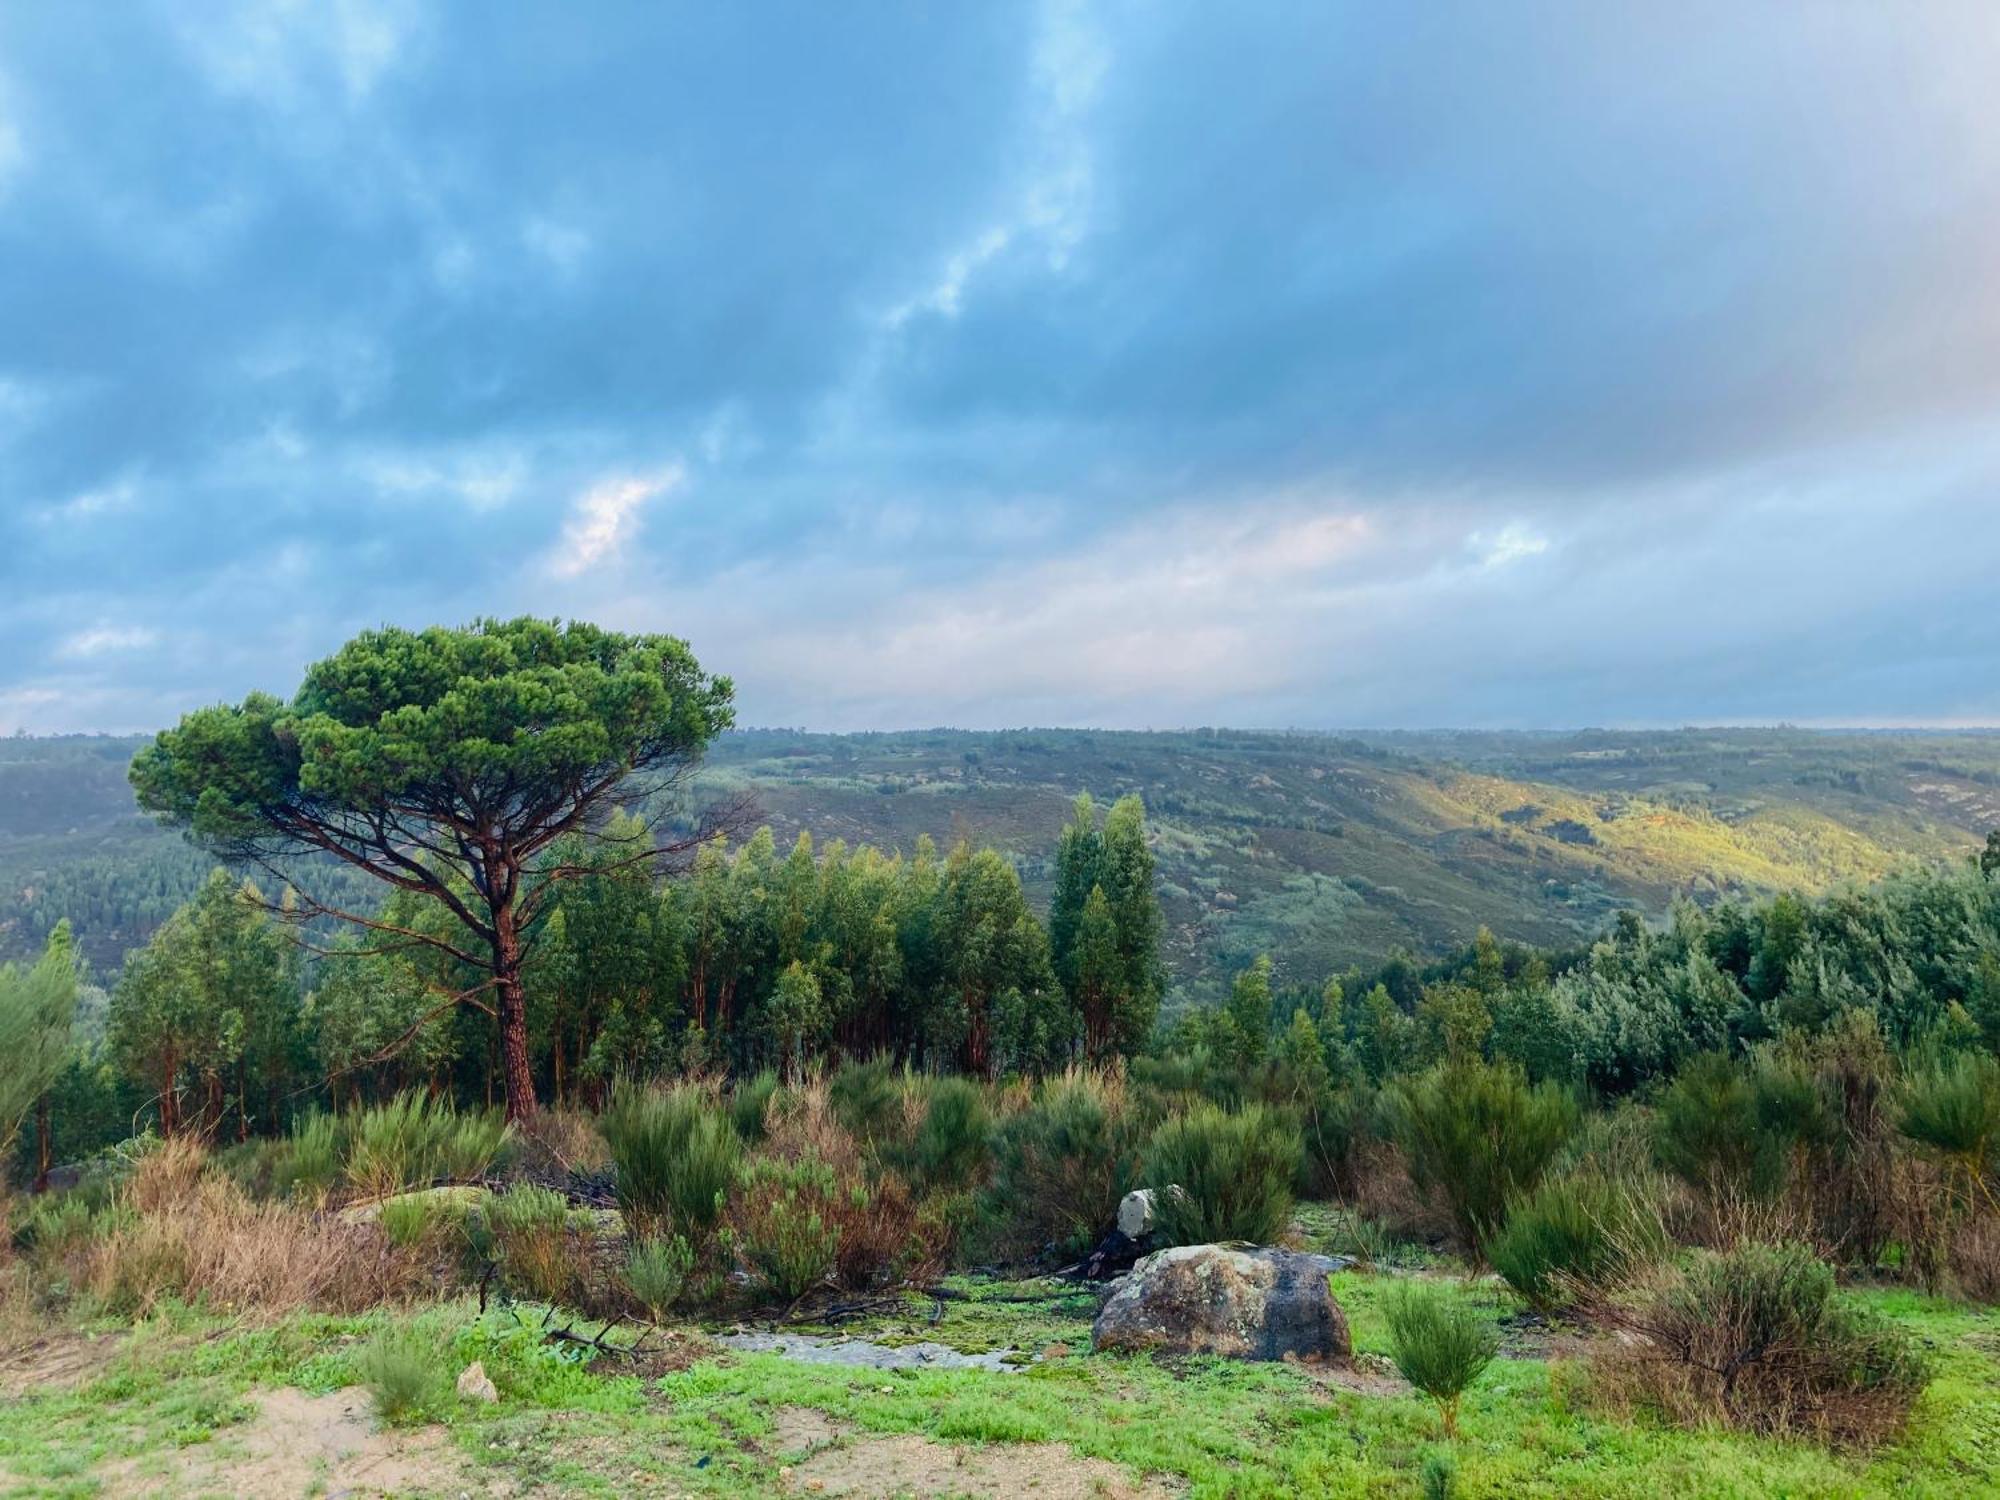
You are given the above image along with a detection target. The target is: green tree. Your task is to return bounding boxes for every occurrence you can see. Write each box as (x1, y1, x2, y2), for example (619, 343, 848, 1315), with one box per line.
(0, 920, 81, 1168)
(107, 872, 294, 1137)
(1048, 794, 1164, 1063)
(1226, 956, 1276, 1067)
(763, 959, 828, 1074)
(932, 844, 1059, 1077)
(129, 618, 733, 1121)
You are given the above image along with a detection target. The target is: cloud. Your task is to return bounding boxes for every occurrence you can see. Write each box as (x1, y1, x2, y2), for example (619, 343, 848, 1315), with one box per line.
(57, 625, 158, 659)
(548, 466, 685, 579)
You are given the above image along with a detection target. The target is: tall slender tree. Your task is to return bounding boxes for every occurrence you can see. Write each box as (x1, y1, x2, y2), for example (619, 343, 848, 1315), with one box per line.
(1049, 793, 1164, 1062)
(129, 618, 734, 1120)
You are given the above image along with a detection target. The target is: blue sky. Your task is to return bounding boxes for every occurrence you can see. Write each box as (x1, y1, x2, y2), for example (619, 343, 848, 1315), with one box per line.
(1, 2, 1997, 734)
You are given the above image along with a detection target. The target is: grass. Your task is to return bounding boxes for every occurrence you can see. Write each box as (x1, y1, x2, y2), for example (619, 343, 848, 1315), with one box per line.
(2, 1264, 1995, 1498)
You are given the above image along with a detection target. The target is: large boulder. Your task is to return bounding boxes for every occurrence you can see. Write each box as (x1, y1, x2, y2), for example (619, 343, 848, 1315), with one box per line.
(1091, 1244, 1352, 1362)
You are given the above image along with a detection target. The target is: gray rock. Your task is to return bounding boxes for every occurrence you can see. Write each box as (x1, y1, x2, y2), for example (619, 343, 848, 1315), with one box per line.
(1116, 1187, 1161, 1237)
(1091, 1243, 1352, 1362)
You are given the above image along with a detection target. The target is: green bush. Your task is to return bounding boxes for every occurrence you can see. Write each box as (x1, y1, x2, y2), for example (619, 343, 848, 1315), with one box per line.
(487, 1183, 568, 1238)
(908, 1077, 991, 1192)
(1385, 1283, 1498, 1437)
(1898, 1052, 2000, 1215)
(355, 1323, 448, 1424)
(1143, 1102, 1299, 1246)
(625, 1235, 695, 1321)
(602, 1082, 743, 1242)
(1388, 1060, 1576, 1256)
(284, 1111, 341, 1200)
(378, 1193, 449, 1249)
(1654, 1053, 1778, 1197)
(730, 1155, 842, 1301)
(1420, 1447, 1457, 1500)
(828, 1056, 904, 1146)
(343, 1094, 507, 1202)
(1606, 1240, 1928, 1444)
(1488, 1174, 1662, 1309)
(731, 1069, 781, 1143)
(985, 1068, 1143, 1256)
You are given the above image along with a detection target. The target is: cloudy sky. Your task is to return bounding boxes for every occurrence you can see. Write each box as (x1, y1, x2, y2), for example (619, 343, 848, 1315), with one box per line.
(2, 2, 1997, 734)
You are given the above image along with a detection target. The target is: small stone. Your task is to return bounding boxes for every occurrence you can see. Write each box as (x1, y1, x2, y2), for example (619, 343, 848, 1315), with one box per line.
(455, 1360, 499, 1403)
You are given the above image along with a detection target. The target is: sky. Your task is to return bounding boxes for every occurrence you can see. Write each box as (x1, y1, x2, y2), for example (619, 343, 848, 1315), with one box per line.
(2, 1, 1998, 735)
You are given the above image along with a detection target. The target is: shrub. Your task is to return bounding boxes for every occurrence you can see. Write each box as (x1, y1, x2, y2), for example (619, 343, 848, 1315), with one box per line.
(1897, 1052, 2000, 1216)
(378, 1193, 447, 1250)
(356, 1323, 448, 1424)
(907, 1077, 992, 1192)
(602, 1082, 742, 1242)
(1385, 1283, 1498, 1437)
(1591, 1240, 1928, 1445)
(1653, 1052, 1781, 1198)
(986, 1068, 1142, 1257)
(729, 1155, 842, 1301)
(1949, 1214, 2000, 1304)
(731, 1070, 782, 1143)
(1295, 1088, 1363, 1198)
(1143, 1103, 1299, 1247)
(1420, 1447, 1457, 1500)
(1388, 1060, 1576, 1256)
(828, 1056, 904, 1146)
(344, 1095, 507, 1203)
(486, 1183, 580, 1304)
(625, 1235, 694, 1321)
(1488, 1174, 1663, 1310)
(284, 1111, 341, 1202)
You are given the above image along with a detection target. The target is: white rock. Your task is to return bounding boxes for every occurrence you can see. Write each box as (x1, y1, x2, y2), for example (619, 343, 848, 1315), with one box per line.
(455, 1361, 498, 1403)
(1117, 1187, 1161, 1237)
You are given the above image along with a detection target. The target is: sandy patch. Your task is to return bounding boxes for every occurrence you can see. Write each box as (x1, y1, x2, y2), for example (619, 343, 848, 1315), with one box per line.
(0, 1331, 125, 1397)
(784, 1433, 1183, 1498)
(768, 1405, 848, 1453)
(98, 1386, 491, 1499)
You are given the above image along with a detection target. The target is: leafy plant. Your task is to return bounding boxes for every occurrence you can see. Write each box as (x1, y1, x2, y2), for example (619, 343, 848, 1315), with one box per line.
(602, 1081, 742, 1242)
(1488, 1173, 1663, 1309)
(907, 1077, 992, 1192)
(1143, 1102, 1299, 1246)
(986, 1067, 1143, 1256)
(625, 1235, 695, 1321)
(1385, 1283, 1498, 1438)
(1388, 1060, 1576, 1256)
(1897, 1052, 2000, 1217)
(729, 1155, 842, 1300)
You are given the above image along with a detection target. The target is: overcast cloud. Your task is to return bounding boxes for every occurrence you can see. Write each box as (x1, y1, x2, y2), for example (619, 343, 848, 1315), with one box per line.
(1, 1, 1997, 733)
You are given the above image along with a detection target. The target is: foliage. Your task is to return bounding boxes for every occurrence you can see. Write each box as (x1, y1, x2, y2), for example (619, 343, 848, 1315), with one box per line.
(985, 1067, 1143, 1256)
(1143, 1102, 1299, 1246)
(1049, 794, 1164, 1063)
(601, 1081, 741, 1242)
(1388, 1059, 1577, 1256)
(729, 1154, 843, 1301)
(1595, 1241, 1929, 1445)
(1385, 1283, 1499, 1437)
(1488, 1173, 1662, 1309)
(625, 1235, 694, 1320)
(1897, 1051, 2000, 1215)
(343, 1094, 507, 1202)
(356, 1323, 449, 1424)
(906, 1077, 992, 1193)
(0, 921, 80, 1160)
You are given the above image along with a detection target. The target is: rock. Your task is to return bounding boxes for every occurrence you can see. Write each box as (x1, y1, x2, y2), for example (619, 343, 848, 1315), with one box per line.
(1116, 1188, 1160, 1237)
(455, 1361, 498, 1403)
(1091, 1244, 1352, 1362)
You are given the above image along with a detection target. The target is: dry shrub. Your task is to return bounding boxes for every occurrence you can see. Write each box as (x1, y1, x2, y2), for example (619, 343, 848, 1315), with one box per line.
(984, 1067, 1142, 1258)
(1349, 1139, 1451, 1246)
(756, 1078, 919, 1290)
(512, 1106, 609, 1179)
(88, 1173, 437, 1316)
(1949, 1214, 2000, 1304)
(127, 1136, 209, 1213)
(1586, 1241, 1927, 1448)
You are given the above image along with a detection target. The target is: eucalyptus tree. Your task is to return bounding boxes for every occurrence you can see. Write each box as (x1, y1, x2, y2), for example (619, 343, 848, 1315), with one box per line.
(130, 618, 734, 1120)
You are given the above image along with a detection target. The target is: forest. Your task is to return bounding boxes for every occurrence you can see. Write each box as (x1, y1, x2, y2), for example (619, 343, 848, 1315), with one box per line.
(6, 621, 2000, 1497)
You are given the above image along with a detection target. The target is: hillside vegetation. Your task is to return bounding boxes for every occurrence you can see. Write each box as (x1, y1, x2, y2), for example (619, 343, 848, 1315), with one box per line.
(3, 727, 1996, 1000)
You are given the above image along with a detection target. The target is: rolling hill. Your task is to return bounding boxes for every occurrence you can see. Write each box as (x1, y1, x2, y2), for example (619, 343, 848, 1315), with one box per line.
(8, 726, 1994, 1005)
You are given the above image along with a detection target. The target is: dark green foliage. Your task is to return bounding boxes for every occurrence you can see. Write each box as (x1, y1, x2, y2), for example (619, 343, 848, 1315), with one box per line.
(1143, 1102, 1300, 1246)
(1388, 1060, 1577, 1256)
(1655, 1053, 1779, 1196)
(731, 1070, 781, 1142)
(1384, 1283, 1498, 1437)
(907, 1077, 992, 1192)
(1897, 1052, 2000, 1215)
(601, 1082, 742, 1242)
(1488, 1174, 1661, 1309)
(730, 1155, 842, 1300)
(625, 1235, 695, 1320)
(828, 1056, 904, 1145)
(986, 1069, 1143, 1256)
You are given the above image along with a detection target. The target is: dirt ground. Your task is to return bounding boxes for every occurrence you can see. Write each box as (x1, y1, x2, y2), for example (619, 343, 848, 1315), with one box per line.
(96, 1387, 492, 1500)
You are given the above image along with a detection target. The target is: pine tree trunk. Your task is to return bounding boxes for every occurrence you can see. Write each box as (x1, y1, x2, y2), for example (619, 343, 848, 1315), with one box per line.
(492, 903, 538, 1123)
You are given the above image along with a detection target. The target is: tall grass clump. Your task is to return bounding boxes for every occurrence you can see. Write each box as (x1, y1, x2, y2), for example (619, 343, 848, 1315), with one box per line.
(1488, 1173, 1663, 1310)
(344, 1094, 506, 1202)
(1388, 1060, 1576, 1257)
(356, 1322, 449, 1424)
(1144, 1102, 1299, 1247)
(828, 1055, 904, 1146)
(1590, 1240, 1928, 1445)
(731, 1069, 782, 1143)
(1385, 1283, 1498, 1438)
(283, 1111, 341, 1201)
(987, 1068, 1142, 1256)
(602, 1081, 742, 1243)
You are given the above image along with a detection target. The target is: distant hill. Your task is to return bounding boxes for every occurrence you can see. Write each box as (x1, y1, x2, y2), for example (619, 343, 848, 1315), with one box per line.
(3, 727, 1995, 1003)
